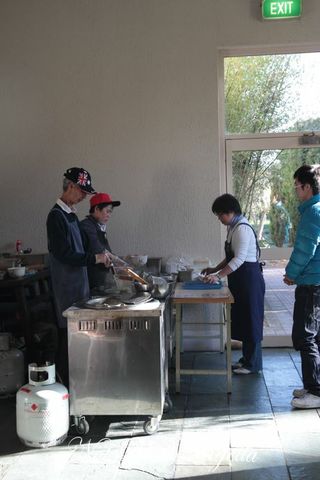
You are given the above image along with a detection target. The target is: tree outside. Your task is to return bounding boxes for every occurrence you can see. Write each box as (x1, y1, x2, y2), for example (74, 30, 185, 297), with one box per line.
(225, 54, 320, 247)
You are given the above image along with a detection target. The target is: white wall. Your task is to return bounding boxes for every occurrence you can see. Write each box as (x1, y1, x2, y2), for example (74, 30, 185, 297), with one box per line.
(1, 0, 319, 261)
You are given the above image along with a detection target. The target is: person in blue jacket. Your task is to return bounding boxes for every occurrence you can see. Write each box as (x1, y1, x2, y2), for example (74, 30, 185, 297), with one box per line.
(284, 164, 320, 409)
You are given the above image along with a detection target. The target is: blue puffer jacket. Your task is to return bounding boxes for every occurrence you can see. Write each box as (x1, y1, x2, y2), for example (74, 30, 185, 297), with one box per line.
(286, 194, 320, 285)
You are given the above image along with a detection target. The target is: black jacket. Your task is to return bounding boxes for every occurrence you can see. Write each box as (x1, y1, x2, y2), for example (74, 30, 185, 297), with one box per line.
(80, 215, 113, 290)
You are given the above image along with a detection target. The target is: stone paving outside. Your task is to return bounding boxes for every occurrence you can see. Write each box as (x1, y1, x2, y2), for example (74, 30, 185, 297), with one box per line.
(263, 265, 295, 346)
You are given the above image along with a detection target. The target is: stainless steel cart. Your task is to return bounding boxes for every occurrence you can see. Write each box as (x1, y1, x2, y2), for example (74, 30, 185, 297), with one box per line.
(65, 300, 165, 435)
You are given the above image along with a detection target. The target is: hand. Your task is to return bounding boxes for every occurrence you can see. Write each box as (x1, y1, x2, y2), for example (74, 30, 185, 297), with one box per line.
(112, 256, 129, 267)
(201, 267, 216, 275)
(104, 252, 112, 267)
(203, 274, 220, 284)
(112, 266, 127, 275)
(95, 252, 112, 266)
(283, 275, 295, 286)
(106, 251, 129, 267)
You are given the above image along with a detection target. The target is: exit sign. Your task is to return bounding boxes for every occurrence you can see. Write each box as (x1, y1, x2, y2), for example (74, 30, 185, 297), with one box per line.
(262, 0, 302, 19)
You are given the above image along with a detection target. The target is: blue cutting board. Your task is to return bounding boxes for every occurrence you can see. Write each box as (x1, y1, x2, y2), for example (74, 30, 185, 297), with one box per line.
(182, 280, 222, 290)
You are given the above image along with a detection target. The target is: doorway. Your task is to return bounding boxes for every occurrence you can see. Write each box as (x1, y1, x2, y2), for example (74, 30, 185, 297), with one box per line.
(225, 136, 320, 346)
(222, 50, 320, 346)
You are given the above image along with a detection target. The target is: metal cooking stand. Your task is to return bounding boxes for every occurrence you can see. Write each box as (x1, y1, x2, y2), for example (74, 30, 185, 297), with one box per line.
(65, 299, 166, 435)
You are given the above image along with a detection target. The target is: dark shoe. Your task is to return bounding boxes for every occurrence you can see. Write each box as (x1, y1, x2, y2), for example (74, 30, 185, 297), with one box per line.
(232, 357, 244, 369)
(232, 361, 244, 370)
(292, 388, 307, 398)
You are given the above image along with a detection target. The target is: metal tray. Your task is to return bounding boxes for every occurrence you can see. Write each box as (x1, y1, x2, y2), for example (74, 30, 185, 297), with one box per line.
(84, 296, 126, 309)
(81, 292, 152, 310)
(120, 292, 152, 305)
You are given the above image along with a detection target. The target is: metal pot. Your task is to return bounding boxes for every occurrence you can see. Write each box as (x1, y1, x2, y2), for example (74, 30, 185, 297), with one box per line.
(134, 281, 153, 293)
(134, 276, 169, 299)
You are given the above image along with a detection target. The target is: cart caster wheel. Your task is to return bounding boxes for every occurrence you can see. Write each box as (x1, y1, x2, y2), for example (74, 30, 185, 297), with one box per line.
(76, 417, 90, 435)
(164, 398, 173, 413)
(143, 419, 159, 435)
(164, 394, 173, 413)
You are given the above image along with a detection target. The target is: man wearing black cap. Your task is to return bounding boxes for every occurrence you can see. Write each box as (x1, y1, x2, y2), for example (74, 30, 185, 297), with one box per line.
(47, 167, 111, 384)
(80, 192, 121, 291)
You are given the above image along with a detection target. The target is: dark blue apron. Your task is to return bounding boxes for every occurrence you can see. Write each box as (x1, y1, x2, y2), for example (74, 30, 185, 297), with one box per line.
(49, 209, 90, 328)
(226, 222, 265, 342)
(81, 216, 114, 291)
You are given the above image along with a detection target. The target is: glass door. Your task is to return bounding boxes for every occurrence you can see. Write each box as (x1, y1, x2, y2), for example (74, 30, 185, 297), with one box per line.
(225, 134, 320, 260)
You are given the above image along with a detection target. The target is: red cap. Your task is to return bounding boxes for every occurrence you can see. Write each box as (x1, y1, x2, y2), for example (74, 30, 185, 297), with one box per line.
(90, 192, 121, 208)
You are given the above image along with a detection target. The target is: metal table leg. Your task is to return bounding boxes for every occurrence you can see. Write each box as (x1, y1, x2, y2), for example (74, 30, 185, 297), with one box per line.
(226, 303, 232, 393)
(175, 303, 181, 393)
(220, 304, 225, 353)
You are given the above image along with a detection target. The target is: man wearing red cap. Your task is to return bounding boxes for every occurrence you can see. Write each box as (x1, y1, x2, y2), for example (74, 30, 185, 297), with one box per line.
(80, 192, 121, 290)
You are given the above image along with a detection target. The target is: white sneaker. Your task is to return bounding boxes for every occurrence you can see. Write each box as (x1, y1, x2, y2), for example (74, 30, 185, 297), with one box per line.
(291, 393, 320, 409)
(292, 388, 307, 398)
(233, 367, 252, 375)
(233, 367, 262, 375)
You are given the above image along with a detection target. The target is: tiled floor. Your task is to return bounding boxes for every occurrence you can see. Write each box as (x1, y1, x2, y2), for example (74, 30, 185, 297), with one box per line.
(1, 348, 320, 480)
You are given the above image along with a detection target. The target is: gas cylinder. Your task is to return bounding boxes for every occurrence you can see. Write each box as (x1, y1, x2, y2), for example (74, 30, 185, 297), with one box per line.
(16, 362, 69, 448)
(0, 333, 25, 396)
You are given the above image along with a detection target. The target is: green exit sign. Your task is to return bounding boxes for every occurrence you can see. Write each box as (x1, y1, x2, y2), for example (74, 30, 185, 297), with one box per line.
(262, 0, 302, 19)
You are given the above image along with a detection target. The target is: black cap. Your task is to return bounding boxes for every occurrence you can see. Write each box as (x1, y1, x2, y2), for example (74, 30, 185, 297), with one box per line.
(64, 167, 96, 194)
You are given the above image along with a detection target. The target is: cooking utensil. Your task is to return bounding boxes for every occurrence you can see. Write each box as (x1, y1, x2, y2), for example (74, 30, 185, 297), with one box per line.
(124, 268, 149, 285)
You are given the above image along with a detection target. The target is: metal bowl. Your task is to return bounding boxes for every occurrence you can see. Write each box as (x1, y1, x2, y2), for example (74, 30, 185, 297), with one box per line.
(134, 281, 153, 293)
